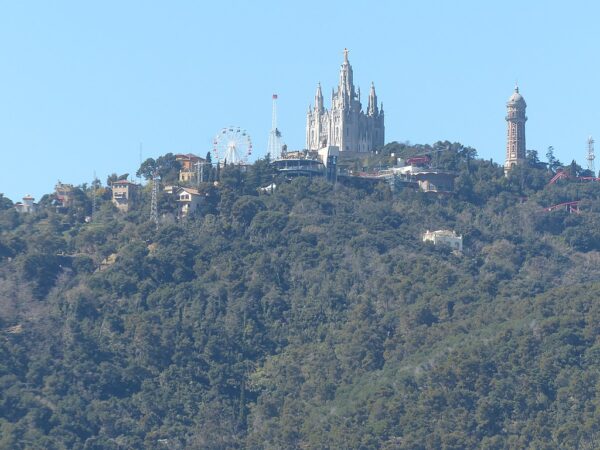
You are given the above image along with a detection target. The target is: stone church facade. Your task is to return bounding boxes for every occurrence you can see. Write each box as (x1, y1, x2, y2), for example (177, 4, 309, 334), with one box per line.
(306, 49, 384, 154)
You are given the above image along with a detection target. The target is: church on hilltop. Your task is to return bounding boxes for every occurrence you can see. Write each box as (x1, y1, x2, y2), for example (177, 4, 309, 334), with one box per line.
(306, 49, 384, 154)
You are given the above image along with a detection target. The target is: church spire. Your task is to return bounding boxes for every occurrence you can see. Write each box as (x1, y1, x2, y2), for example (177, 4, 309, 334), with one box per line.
(314, 82, 324, 113)
(338, 48, 355, 105)
(367, 82, 378, 116)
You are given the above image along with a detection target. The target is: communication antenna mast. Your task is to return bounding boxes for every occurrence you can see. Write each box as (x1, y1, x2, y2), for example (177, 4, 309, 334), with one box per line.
(196, 161, 201, 188)
(91, 170, 97, 222)
(195, 160, 207, 188)
(150, 171, 159, 226)
(138, 143, 143, 185)
(587, 136, 595, 175)
(267, 94, 284, 159)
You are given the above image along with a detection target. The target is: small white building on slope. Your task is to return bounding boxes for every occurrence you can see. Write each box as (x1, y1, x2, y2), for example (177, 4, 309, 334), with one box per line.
(422, 230, 463, 252)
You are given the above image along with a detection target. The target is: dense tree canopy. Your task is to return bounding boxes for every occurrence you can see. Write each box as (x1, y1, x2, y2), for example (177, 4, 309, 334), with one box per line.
(136, 153, 181, 183)
(2, 144, 600, 448)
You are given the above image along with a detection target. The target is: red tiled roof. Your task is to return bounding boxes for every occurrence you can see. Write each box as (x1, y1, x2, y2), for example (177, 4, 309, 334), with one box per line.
(175, 153, 206, 162)
(111, 180, 138, 185)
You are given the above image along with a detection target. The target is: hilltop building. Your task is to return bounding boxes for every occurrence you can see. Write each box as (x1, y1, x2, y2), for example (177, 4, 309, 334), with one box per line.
(394, 157, 456, 193)
(271, 146, 339, 180)
(111, 180, 139, 212)
(176, 153, 207, 183)
(14, 195, 37, 213)
(306, 49, 384, 155)
(162, 185, 205, 219)
(175, 187, 203, 218)
(423, 229, 463, 252)
(504, 85, 527, 175)
(54, 182, 74, 210)
(271, 155, 325, 178)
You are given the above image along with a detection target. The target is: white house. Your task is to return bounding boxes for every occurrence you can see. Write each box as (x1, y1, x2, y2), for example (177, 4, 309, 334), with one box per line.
(422, 230, 463, 252)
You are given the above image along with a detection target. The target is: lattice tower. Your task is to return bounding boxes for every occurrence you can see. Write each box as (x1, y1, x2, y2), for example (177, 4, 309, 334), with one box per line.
(91, 171, 97, 222)
(587, 136, 595, 174)
(150, 172, 159, 226)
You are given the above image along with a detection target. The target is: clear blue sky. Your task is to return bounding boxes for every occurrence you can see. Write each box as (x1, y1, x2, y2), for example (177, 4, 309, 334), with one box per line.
(1, 0, 599, 201)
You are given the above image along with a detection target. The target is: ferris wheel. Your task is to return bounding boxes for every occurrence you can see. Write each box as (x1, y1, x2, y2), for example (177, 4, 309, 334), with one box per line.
(212, 126, 253, 165)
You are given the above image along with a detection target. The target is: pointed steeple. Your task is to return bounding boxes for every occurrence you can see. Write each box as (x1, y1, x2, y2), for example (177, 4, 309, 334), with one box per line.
(367, 82, 378, 116)
(315, 82, 324, 113)
(338, 48, 355, 105)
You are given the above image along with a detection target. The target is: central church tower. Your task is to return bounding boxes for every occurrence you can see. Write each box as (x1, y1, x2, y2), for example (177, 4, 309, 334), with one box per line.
(306, 49, 384, 153)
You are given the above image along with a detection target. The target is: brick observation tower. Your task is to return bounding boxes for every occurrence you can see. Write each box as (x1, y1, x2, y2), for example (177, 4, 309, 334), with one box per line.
(504, 85, 527, 175)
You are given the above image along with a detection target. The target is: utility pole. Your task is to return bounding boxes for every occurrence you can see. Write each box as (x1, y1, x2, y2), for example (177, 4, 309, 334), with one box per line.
(138, 143, 143, 185)
(195, 161, 206, 188)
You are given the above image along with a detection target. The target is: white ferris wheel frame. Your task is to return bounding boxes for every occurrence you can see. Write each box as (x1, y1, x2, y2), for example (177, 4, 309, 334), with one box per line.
(212, 126, 253, 165)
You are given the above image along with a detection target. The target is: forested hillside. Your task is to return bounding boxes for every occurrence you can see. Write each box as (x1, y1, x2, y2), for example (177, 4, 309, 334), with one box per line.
(2, 143, 600, 449)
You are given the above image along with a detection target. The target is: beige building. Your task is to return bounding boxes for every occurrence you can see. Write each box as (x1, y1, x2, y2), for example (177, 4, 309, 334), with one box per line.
(504, 85, 527, 175)
(111, 180, 139, 212)
(175, 187, 202, 218)
(176, 153, 207, 183)
(393, 164, 455, 194)
(14, 194, 37, 213)
(422, 230, 463, 252)
(55, 181, 74, 209)
(414, 172, 455, 193)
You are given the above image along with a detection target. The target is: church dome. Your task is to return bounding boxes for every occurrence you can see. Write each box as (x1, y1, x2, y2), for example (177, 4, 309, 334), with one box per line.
(508, 86, 526, 105)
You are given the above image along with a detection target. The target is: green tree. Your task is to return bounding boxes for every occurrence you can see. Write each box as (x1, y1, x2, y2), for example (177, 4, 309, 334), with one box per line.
(546, 146, 562, 172)
(136, 153, 181, 183)
(0, 194, 13, 210)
